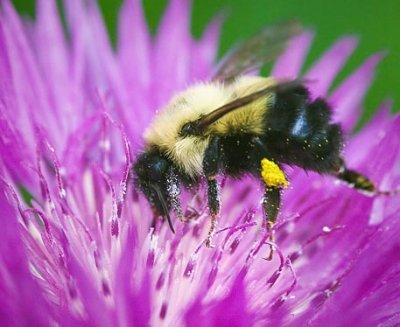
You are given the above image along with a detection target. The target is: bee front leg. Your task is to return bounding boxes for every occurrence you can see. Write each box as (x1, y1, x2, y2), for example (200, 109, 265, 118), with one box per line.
(167, 167, 184, 222)
(203, 137, 222, 248)
(263, 187, 281, 260)
(260, 158, 288, 260)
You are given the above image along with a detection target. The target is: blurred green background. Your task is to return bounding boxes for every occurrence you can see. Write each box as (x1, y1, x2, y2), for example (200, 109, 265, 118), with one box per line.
(12, 0, 400, 127)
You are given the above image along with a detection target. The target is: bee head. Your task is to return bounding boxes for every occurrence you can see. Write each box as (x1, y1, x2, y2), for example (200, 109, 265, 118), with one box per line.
(133, 150, 172, 217)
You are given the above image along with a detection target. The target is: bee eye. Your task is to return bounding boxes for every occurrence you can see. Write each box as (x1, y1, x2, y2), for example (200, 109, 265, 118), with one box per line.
(180, 122, 198, 136)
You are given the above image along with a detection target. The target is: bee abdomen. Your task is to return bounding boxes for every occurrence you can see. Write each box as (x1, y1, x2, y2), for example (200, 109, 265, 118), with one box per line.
(265, 85, 343, 172)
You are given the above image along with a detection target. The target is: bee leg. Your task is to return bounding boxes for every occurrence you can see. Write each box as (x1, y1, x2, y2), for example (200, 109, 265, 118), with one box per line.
(260, 158, 288, 260)
(335, 158, 376, 194)
(263, 187, 281, 260)
(336, 159, 400, 196)
(206, 177, 219, 248)
(167, 167, 184, 222)
(203, 137, 222, 248)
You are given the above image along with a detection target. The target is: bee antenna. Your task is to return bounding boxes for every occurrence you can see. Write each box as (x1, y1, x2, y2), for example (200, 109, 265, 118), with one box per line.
(151, 185, 176, 234)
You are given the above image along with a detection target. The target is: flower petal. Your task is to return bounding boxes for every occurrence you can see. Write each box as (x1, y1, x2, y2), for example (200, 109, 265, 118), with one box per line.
(329, 52, 385, 132)
(191, 15, 222, 80)
(0, 186, 50, 326)
(310, 213, 400, 326)
(114, 228, 151, 326)
(0, 1, 399, 325)
(154, 0, 192, 106)
(118, 0, 151, 89)
(271, 31, 314, 78)
(184, 271, 254, 327)
(306, 36, 358, 98)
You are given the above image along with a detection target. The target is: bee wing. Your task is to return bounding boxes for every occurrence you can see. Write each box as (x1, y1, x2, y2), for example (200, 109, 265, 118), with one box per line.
(213, 20, 303, 83)
(191, 79, 304, 134)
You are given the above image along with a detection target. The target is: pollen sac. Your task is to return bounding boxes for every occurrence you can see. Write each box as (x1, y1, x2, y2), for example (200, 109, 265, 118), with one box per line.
(261, 158, 288, 188)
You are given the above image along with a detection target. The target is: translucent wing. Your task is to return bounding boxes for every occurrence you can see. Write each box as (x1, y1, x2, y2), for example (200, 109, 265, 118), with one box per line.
(213, 20, 302, 83)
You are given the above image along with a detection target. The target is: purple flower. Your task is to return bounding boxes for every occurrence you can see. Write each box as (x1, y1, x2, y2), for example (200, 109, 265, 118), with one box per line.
(0, 0, 399, 326)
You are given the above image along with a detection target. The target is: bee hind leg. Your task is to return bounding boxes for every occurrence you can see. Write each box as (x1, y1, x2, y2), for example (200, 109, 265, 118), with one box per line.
(335, 158, 376, 194)
(263, 187, 282, 260)
(336, 159, 400, 196)
(260, 158, 288, 260)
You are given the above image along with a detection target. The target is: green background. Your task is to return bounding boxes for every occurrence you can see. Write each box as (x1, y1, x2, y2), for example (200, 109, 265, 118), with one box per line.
(12, 0, 400, 127)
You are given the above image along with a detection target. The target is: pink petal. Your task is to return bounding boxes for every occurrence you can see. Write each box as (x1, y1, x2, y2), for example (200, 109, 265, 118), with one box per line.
(0, 186, 50, 325)
(310, 213, 400, 326)
(35, 0, 71, 135)
(67, 254, 113, 326)
(114, 228, 151, 325)
(118, 0, 151, 87)
(344, 100, 392, 167)
(0, 1, 399, 325)
(306, 36, 358, 98)
(271, 31, 314, 78)
(329, 52, 385, 132)
(191, 15, 223, 80)
(154, 0, 192, 106)
(185, 271, 254, 327)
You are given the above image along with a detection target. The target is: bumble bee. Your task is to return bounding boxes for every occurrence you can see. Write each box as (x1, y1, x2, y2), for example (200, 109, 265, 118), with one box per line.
(133, 21, 382, 250)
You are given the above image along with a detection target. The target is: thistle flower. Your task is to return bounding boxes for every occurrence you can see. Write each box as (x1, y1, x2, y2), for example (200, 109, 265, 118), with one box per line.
(1, 0, 400, 326)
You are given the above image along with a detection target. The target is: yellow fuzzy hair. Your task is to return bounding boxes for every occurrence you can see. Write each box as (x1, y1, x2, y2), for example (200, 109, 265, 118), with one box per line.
(144, 76, 278, 177)
(210, 76, 276, 136)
